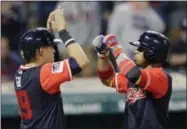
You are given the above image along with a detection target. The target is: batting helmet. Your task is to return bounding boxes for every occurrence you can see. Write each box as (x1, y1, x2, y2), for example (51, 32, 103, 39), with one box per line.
(19, 27, 62, 62)
(129, 30, 170, 63)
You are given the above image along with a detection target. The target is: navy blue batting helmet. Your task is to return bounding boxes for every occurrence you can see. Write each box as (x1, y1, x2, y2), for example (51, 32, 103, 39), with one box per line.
(19, 27, 62, 62)
(129, 30, 170, 63)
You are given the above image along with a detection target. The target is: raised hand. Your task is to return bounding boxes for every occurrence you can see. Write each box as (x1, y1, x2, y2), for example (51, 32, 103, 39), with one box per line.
(92, 35, 109, 56)
(47, 7, 67, 32)
(104, 34, 123, 58)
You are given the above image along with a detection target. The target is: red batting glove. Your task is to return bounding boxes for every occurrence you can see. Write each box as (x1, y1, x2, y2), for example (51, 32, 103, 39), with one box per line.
(103, 34, 123, 58)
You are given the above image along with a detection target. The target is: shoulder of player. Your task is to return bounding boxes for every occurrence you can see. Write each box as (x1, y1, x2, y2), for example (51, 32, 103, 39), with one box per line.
(15, 65, 41, 76)
(41, 60, 65, 71)
(147, 67, 169, 80)
(40, 60, 71, 75)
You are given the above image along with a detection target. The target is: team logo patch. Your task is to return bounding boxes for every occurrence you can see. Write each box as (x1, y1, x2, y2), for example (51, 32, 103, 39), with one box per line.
(127, 88, 146, 104)
(52, 61, 64, 73)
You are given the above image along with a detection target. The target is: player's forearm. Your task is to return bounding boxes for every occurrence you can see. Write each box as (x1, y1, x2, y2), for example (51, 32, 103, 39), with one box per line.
(97, 56, 111, 71)
(66, 43, 89, 69)
(115, 52, 136, 75)
(59, 29, 89, 69)
(103, 35, 135, 74)
(97, 57, 115, 86)
(97, 55, 128, 92)
(92, 35, 115, 86)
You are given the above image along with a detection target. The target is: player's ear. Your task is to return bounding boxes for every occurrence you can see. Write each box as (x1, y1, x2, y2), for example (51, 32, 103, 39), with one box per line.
(38, 47, 44, 57)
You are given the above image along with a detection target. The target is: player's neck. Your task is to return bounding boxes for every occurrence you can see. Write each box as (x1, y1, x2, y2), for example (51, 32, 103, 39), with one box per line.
(25, 59, 45, 67)
(145, 64, 162, 69)
(145, 65, 152, 69)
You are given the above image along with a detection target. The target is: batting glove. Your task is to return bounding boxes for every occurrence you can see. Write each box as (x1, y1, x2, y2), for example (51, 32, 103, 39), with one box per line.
(92, 35, 109, 58)
(104, 34, 123, 58)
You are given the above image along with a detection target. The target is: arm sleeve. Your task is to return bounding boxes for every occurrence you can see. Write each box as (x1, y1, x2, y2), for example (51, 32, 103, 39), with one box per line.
(40, 59, 72, 94)
(110, 73, 128, 93)
(138, 68, 169, 98)
(118, 55, 136, 75)
(97, 61, 128, 93)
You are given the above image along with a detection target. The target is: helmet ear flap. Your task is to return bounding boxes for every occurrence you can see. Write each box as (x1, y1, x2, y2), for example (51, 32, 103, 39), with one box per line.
(143, 49, 154, 62)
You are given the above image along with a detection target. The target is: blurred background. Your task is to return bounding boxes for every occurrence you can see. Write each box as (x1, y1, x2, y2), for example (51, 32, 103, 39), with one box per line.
(1, 1, 186, 129)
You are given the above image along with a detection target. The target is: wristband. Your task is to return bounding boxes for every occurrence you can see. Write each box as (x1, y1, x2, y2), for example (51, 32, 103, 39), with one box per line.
(97, 51, 109, 59)
(59, 29, 76, 46)
(97, 64, 114, 80)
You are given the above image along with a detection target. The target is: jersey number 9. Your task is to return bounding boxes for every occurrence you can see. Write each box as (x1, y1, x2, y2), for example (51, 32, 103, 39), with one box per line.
(16, 90, 32, 120)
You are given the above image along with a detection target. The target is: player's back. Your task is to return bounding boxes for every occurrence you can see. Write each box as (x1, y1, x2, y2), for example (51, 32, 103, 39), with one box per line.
(14, 65, 66, 129)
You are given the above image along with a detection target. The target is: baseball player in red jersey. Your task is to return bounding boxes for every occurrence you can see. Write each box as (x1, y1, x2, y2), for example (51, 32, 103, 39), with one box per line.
(14, 8, 89, 129)
(92, 32, 172, 129)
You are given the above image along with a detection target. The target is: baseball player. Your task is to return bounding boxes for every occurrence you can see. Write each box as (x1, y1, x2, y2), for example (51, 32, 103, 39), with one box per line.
(14, 8, 89, 129)
(93, 31, 172, 129)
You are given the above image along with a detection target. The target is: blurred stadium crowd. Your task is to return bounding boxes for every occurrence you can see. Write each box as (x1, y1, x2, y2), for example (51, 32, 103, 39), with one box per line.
(1, 1, 186, 82)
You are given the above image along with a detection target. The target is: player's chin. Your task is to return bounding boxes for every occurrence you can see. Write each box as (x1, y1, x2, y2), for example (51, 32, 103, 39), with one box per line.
(51, 58, 55, 62)
(134, 59, 142, 66)
(47, 58, 54, 63)
(134, 60, 139, 66)
(134, 58, 138, 64)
